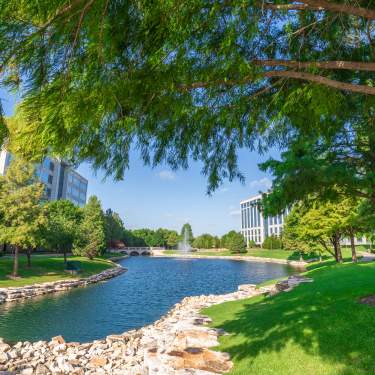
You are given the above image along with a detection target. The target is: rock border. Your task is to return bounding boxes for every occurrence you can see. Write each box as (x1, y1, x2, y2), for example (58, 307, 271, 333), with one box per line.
(153, 252, 307, 268)
(1, 275, 312, 375)
(0, 264, 126, 304)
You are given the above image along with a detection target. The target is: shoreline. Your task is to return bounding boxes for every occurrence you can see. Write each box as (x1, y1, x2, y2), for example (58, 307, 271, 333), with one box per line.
(0, 261, 126, 305)
(1, 274, 310, 374)
(152, 251, 308, 268)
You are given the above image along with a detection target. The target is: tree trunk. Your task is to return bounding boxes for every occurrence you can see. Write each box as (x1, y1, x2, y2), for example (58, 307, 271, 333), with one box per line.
(13, 246, 20, 277)
(350, 233, 358, 263)
(63, 249, 67, 264)
(333, 234, 343, 263)
(2, 243, 6, 255)
(26, 248, 32, 268)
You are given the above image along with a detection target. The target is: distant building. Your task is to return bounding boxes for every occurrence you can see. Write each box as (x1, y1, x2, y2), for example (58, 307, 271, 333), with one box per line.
(240, 193, 369, 247)
(0, 149, 88, 207)
(240, 194, 289, 246)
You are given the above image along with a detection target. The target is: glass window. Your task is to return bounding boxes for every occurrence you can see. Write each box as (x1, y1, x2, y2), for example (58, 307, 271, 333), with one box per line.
(49, 161, 55, 171)
(48, 174, 53, 184)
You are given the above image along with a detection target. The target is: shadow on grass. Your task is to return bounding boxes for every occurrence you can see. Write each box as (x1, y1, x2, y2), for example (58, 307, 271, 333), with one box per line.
(207, 263, 375, 375)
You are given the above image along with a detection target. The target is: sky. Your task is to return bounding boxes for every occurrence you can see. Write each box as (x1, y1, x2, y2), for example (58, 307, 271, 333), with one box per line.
(1, 89, 279, 236)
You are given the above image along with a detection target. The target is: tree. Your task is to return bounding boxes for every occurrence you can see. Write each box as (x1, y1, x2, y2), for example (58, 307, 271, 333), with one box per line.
(283, 195, 362, 262)
(262, 235, 283, 250)
(193, 234, 214, 249)
(0, 159, 45, 276)
(221, 230, 239, 250)
(44, 200, 82, 263)
(104, 209, 125, 248)
(180, 223, 194, 245)
(1, 1, 374, 193)
(73, 196, 106, 259)
(227, 232, 247, 254)
(166, 231, 179, 249)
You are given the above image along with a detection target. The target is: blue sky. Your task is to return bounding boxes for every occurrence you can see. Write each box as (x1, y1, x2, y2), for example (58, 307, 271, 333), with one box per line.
(1, 89, 278, 236)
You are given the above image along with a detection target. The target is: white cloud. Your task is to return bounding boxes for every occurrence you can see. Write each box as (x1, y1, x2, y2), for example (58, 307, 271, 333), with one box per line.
(157, 170, 176, 181)
(219, 187, 229, 193)
(229, 209, 241, 217)
(249, 177, 272, 191)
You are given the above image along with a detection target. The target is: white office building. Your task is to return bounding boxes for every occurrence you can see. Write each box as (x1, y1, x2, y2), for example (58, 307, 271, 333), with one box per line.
(240, 194, 289, 246)
(0, 149, 88, 207)
(241, 193, 369, 247)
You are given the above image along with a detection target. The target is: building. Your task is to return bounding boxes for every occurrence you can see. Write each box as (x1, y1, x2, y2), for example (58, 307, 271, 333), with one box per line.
(240, 194, 289, 246)
(240, 193, 369, 247)
(0, 149, 88, 207)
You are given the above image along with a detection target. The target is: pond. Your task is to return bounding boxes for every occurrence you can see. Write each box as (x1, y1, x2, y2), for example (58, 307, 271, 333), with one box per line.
(0, 256, 296, 343)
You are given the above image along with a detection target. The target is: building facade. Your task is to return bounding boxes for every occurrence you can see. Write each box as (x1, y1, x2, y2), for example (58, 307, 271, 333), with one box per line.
(240, 194, 289, 246)
(241, 193, 369, 247)
(0, 149, 88, 207)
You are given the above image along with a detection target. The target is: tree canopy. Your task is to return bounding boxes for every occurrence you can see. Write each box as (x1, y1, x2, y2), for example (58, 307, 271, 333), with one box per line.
(0, 158, 45, 275)
(1, 0, 374, 192)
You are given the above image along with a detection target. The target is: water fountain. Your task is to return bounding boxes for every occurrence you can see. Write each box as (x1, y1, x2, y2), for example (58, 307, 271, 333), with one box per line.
(178, 225, 192, 252)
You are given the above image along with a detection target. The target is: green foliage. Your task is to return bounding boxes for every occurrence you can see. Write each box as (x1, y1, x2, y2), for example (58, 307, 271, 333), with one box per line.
(104, 209, 125, 247)
(227, 232, 247, 254)
(1, 1, 372, 193)
(262, 235, 283, 250)
(193, 234, 214, 249)
(73, 196, 106, 259)
(283, 194, 362, 262)
(221, 230, 238, 249)
(43, 200, 82, 261)
(123, 228, 179, 248)
(0, 159, 46, 273)
(247, 240, 256, 248)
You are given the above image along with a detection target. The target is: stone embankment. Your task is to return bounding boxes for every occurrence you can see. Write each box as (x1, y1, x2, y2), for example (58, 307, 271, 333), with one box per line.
(1, 275, 312, 375)
(0, 266, 126, 304)
(154, 251, 308, 268)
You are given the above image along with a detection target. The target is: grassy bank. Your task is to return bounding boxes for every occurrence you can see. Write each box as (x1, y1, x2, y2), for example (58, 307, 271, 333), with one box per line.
(203, 262, 375, 375)
(164, 248, 356, 261)
(0, 255, 115, 288)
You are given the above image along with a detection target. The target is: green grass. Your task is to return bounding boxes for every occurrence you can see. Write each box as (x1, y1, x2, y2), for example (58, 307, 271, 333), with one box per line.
(0, 254, 115, 288)
(203, 262, 375, 375)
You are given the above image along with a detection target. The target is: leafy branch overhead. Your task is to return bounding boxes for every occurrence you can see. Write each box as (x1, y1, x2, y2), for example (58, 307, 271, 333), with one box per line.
(0, 0, 374, 191)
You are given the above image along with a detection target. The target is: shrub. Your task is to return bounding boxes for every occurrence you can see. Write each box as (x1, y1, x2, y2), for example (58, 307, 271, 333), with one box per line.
(262, 235, 283, 249)
(247, 240, 257, 248)
(228, 232, 247, 254)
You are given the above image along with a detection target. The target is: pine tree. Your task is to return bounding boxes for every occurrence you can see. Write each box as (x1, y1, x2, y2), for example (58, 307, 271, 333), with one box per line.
(0, 159, 45, 276)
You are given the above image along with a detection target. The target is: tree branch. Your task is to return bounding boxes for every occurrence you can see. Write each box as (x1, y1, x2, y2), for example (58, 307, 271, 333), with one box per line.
(297, 0, 375, 21)
(264, 70, 375, 95)
(254, 59, 375, 72)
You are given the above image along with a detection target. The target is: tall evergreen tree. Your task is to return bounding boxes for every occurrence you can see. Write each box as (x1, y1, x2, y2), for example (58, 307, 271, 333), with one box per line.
(73, 196, 106, 259)
(0, 159, 45, 276)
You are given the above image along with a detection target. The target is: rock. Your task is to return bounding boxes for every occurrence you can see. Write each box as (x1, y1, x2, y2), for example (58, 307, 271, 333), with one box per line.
(0, 352, 8, 364)
(89, 356, 107, 367)
(20, 368, 34, 375)
(35, 364, 50, 374)
(51, 335, 65, 344)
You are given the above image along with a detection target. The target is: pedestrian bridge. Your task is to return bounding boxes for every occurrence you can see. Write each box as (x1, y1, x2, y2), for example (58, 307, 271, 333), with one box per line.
(108, 247, 164, 256)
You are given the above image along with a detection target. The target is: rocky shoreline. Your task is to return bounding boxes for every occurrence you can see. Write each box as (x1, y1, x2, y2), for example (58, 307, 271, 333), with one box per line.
(0, 275, 312, 374)
(0, 265, 126, 305)
(153, 252, 308, 268)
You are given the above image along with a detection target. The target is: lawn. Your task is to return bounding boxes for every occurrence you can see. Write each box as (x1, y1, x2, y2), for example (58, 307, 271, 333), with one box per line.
(163, 248, 357, 261)
(202, 262, 375, 375)
(0, 255, 115, 288)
